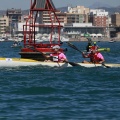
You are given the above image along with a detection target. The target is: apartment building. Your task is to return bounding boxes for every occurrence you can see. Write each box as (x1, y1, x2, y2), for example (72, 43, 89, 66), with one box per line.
(92, 16, 107, 27)
(111, 13, 120, 26)
(42, 6, 89, 24)
(0, 15, 9, 34)
(6, 8, 22, 23)
(68, 6, 90, 14)
(67, 6, 89, 23)
(89, 9, 109, 27)
(66, 13, 89, 23)
(42, 11, 67, 24)
(6, 8, 22, 34)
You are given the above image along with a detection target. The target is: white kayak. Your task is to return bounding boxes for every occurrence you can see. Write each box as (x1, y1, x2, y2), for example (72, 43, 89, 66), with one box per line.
(0, 58, 120, 68)
(77, 63, 120, 68)
(0, 58, 72, 67)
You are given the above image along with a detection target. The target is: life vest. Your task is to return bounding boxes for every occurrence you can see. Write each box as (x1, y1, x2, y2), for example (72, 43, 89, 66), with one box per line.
(89, 52, 103, 63)
(90, 46, 98, 51)
(51, 52, 60, 62)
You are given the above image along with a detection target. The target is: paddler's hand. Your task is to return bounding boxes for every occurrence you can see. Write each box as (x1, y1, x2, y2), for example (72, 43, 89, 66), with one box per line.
(63, 59, 68, 62)
(82, 52, 85, 54)
(82, 52, 85, 56)
(99, 61, 103, 64)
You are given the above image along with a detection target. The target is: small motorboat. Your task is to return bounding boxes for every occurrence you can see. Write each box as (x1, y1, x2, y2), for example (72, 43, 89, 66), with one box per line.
(11, 42, 22, 48)
(109, 39, 116, 43)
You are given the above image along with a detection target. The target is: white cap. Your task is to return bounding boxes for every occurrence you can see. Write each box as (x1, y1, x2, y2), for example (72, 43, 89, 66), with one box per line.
(52, 45, 60, 49)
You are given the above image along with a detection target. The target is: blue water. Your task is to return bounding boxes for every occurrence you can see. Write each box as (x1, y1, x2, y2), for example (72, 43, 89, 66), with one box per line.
(0, 41, 120, 119)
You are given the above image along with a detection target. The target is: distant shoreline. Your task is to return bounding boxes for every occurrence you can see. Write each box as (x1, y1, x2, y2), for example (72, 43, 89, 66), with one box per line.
(69, 37, 120, 42)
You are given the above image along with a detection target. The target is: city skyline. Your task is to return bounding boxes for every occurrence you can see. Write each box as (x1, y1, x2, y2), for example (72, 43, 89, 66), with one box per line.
(0, 0, 120, 10)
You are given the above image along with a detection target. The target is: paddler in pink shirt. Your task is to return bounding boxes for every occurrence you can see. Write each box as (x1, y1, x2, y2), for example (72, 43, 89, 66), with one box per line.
(44, 45, 68, 62)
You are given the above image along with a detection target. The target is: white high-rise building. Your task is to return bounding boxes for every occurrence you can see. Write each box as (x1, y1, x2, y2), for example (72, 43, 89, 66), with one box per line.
(90, 9, 108, 16)
(68, 6, 90, 14)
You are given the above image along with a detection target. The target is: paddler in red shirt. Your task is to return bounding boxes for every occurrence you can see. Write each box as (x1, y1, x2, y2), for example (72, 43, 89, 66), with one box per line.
(82, 49, 105, 64)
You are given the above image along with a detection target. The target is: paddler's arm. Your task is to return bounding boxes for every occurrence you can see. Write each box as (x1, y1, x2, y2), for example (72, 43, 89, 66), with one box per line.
(99, 59, 105, 64)
(62, 58, 68, 62)
(97, 53, 105, 64)
(42, 53, 53, 60)
(82, 52, 89, 58)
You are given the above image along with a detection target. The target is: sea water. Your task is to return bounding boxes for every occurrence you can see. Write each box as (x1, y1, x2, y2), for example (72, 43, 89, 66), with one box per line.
(0, 41, 120, 119)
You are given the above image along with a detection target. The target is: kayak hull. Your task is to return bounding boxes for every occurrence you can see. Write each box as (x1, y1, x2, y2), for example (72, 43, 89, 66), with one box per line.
(0, 58, 72, 67)
(77, 63, 120, 68)
(0, 58, 119, 68)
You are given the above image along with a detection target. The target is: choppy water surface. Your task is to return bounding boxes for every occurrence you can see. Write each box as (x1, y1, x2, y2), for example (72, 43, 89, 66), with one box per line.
(0, 41, 120, 119)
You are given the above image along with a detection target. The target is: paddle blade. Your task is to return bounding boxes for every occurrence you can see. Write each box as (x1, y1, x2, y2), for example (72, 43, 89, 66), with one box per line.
(98, 48, 110, 52)
(66, 61, 80, 66)
(102, 63, 111, 68)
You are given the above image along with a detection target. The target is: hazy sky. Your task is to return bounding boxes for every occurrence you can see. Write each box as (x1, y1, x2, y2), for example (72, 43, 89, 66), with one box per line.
(0, 0, 120, 10)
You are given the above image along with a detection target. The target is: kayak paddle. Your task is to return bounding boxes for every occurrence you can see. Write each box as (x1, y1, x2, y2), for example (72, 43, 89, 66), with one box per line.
(66, 42, 82, 53)
(102, 63, 111, 68)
